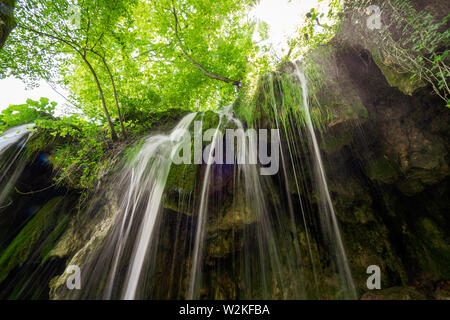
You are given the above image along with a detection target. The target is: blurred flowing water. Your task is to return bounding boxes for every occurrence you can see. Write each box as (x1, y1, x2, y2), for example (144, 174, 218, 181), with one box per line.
(0, 124, 34, 209)
(69, 66, 356, 299)
(296, 68, 356, 298)
(0, 77, 356, 300)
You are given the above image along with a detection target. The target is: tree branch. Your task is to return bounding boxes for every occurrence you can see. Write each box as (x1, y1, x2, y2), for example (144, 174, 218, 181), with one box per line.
(89, 48, 127, 138)
(171, 4, 241, 87)
(83, 11, 91, 57)
(17, 23, 119, 141)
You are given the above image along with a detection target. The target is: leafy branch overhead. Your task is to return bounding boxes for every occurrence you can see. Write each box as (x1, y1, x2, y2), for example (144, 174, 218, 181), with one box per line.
(170, 1, 241, 87)
(0, 0, 137, 141)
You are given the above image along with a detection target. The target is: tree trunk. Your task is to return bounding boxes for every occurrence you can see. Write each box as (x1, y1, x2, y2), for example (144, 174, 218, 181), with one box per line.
(82, 56, 118, 142)
(99, 55, 127, 139)
(0, 0, 16, 49)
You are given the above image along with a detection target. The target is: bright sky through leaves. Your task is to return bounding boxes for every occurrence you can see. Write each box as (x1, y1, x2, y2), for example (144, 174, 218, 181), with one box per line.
(0, 0, 326, 114)
(0, 78, 69, 114)
(249, 0, 323, 56)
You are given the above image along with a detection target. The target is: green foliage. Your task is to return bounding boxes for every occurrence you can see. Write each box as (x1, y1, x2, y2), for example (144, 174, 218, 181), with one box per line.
(0, 0, 268, 141)
(290, 0, 343, 57)
(35, 115, 107, 189)
(237, 70, 330, 132)
(0, 0, 136, 82)
(0, 97, 111, 189)
(344, 0, 449, 102)
(0, 98, 55, 133)
(0, 0, 138, 140)
(112, 0, 258, 110)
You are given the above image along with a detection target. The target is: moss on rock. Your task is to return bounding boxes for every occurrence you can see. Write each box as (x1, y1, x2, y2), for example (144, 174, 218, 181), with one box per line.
(365, 156, 399, 184)
(372, 53, 426, 96)
(320, 128, 354, 154)
(0, 197, 64, 283)
(361, 286, 427, 300)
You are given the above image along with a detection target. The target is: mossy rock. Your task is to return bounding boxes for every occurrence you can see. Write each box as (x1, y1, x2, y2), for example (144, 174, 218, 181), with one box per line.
(206, 231, 237, 259)
(304, 43, 369, 129)
(434, 280, 450, 300)
(49, 186, 120, 300)
(206, 192, 257, 233)
(320, 128, 354, 154)
(365, 156, 399, 184)
(165, 163, 198, 194)
(0, 196, 66, 283)
(372, 53, 426, 96)
(361, 286, 427, 300)
(343, 221, 408, 289)
(412, 218, 450, 279)
(396, 178, 425, 196)
(194, 111, 220, 135)
(163, 110, 222, 197)
(121, 138, 146, 166)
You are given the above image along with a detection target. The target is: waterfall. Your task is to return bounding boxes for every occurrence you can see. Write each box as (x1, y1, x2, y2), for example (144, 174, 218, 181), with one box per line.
(187, 111, 305, 299)
(295, 67, 356, 298)
(61, 77, 357, 299)
(69, 112, 197, 299)
(0, 124, 35, 209)
(188, 114, 223, 299)
(0, 124, 34, 155)
(105, 112, 198, 299)
(121, 112, 198, 299)
(233, 116, 305, 299)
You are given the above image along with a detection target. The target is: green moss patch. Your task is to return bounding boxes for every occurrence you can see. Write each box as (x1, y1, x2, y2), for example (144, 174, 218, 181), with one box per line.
(365, 156, 399, 184)
(0, 197, 66, 283)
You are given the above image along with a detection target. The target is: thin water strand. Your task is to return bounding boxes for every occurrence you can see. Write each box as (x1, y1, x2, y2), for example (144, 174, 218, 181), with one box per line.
(296, 67, 356, 298)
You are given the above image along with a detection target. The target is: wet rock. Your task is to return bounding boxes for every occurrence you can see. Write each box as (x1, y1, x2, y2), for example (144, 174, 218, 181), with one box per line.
(361, 286, 427, 300)
(434, 280, 450, 300)
(372, 52, 426, 96)
(365, 156, 399, 184)
(49, 185, 120, 299)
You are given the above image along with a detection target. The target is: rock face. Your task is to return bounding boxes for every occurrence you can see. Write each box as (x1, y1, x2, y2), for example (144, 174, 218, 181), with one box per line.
(296, 2, 450, 297)
(361, 286, 427, 300)
(0, 138, 79, 299)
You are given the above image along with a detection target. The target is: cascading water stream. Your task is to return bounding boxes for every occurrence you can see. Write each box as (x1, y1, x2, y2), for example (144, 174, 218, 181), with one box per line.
(61, 84, 357, 299)
(0, 124, 34, 155)
(0, 124, 35, 208)
(122, 112, 198, 299)
(73, 112, 198, 300)
(267, 73, 319, 296)
(188, 114, 223, 299)
(295, 67, 356, 298)
(186, 107, 308, 299)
